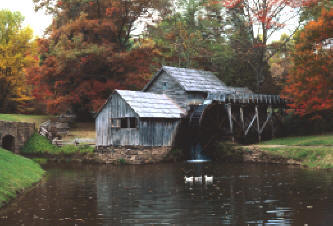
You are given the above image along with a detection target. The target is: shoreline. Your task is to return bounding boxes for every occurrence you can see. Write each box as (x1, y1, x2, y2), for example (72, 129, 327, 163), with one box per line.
(0, 149, 45, 209)
(237, 144, 333, 169)
(0, 177, 46, 211)
(238, 145, 303, 167)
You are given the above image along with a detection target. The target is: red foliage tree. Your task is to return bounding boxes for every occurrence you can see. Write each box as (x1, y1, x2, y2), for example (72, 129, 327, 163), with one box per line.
(283, 8, 333, 116)
(28, 0, 163, 116)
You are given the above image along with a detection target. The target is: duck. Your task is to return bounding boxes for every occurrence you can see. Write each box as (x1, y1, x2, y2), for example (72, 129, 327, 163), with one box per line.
(194, 176, 203, 183)
(184, 176, 193, 183)
(204, 175, 213, 183)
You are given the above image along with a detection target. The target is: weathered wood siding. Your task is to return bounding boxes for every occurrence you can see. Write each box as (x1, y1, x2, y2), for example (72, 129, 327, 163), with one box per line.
(145, 71, 188, 110)
(145, 71, 209, 108)
(96, 93, 181, 147)
(96, 93, 138, 146)
(186, 92, 206, 105)
(96, 104, 108, 146)
(139, 119, 180, 146)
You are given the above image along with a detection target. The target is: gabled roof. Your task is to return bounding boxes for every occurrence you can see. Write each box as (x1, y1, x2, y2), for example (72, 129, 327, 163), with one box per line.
(143, 66, 230, 92)
(116, 90, 185, 118)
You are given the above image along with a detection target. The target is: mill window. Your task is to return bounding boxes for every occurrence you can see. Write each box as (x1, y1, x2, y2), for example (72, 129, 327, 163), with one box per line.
(162, 82, 168, 90)
(129, 118, 137, 128)
(115, 117, 137, 128)
(110, 118, 121, 128)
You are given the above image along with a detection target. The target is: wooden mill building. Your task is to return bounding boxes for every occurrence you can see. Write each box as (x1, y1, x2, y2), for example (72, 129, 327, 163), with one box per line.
(96, 90, 185, 147)
(95, 66, 287, 163)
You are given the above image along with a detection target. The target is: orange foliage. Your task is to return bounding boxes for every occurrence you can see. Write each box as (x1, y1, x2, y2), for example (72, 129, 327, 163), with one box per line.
(283, 8, 333, 116)
(28, 0, 163, 114)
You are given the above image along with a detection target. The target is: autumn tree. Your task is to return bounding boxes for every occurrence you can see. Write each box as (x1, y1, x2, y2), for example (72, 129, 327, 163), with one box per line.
(283, 8, 333, 116)
(300, 0, 332, 22)
(205, 0, 320, 92)
(29, 0, 166, 118)
(0, 10, 38, 113)
(269, 34, 294, 91)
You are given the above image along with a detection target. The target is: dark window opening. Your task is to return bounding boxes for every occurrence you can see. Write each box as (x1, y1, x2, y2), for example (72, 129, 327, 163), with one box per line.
(162, 82, 167, 90)
(111, 117, 137, 128)
(121, 118, 127, 128)
(129, 118, 137, 128)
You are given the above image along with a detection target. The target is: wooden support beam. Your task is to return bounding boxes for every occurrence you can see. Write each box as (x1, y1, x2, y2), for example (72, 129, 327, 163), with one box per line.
(255, 105, 261, 142)
(259, 106, 273, 134)
(245, 113, 257, 136)
(240, 106, 245, 134)
(226, 104, 234, 143)
(271, 111, 276, 139)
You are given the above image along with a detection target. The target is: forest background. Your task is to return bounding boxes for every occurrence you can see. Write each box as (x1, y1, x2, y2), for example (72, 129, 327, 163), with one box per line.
(0, 0, 332, 134)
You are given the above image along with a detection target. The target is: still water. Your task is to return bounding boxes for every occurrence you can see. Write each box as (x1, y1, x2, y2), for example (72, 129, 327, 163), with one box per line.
(1, 162, 333, 225)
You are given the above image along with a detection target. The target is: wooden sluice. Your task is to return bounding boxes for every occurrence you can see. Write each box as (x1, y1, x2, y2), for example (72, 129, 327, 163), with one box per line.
(190, 92, 289, 143)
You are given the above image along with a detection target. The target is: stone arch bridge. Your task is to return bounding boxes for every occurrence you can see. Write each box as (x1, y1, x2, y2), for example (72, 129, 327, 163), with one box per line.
(0, 121, 35, 153)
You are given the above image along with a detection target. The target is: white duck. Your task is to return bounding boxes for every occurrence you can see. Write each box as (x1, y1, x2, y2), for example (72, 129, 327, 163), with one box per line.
(194, 176, 203, 183)
(204, 175, 213, 183)
(184, 176, 193, 183)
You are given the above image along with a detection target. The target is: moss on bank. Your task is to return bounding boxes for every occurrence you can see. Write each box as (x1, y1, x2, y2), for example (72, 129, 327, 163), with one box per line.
(21, 133, 94, 155)
(0, 148, 45, 208)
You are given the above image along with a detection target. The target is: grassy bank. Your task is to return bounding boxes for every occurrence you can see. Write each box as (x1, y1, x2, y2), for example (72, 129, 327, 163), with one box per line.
(261, 134, 333, 146)
(0, 114, 53, 128)
(0, 148, 45, 208)
(21, 133, 94, 155)
(256, 134, 333, 169)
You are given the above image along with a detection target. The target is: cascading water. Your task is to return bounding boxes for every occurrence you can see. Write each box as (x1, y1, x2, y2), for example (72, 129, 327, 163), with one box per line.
(186, 104, 211, 163)
(187, 143, 210, 163)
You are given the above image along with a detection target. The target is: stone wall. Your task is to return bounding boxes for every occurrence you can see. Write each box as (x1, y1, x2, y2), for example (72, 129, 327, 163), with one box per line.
(95, 146, 172, 164)
(0, 121, 35, 153)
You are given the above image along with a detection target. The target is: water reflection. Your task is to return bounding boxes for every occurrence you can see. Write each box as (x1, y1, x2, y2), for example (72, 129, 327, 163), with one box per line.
(0, 163, 333, 225)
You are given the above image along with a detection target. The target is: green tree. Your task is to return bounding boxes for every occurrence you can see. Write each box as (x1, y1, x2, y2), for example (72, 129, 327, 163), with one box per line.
(147, 0, 233, 78)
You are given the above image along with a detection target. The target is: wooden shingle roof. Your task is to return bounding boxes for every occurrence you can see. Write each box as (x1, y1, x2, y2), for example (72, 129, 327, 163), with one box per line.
(116, 90, 185, 118)
(143, 66, 230, 92)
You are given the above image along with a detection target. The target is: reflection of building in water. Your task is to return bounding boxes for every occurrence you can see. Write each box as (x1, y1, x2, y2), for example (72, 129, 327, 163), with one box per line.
(96, 164, 187, 224)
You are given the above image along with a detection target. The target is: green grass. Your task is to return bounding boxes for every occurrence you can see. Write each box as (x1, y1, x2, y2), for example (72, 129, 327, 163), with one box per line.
(31, 158, 48, 165)
(257, 134, 333, 169)
(0, 114, 53, 128)
(0, 148, 45, 208)
(261, 146, 333, 169)
(21, 133, 94, 155)
(260, 134, 333, 146)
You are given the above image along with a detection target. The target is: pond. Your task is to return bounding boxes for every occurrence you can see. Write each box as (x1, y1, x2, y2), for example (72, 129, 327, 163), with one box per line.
(1, 162, 333, 225)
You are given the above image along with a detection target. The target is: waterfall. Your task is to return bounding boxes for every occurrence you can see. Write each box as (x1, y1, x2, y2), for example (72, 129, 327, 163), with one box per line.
(187, 143, 210, 163)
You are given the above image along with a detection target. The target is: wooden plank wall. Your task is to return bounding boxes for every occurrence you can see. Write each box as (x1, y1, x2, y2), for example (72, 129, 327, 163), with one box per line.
(96, 105, 108, 146)
(145, 71, 188, 110)
(96, 93, 181, 147)
(96, 93, 138, 146)
(139, 119, 180, 146)
(187, 92, 206, 105)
